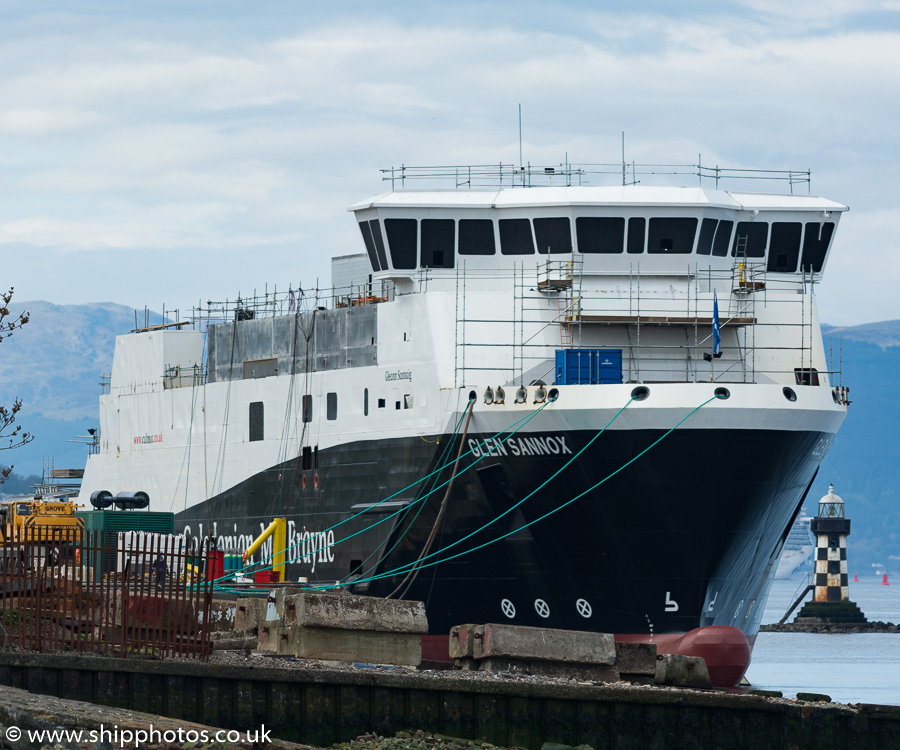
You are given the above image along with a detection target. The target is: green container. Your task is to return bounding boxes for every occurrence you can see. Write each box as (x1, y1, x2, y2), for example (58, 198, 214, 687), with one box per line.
(75, 510, 176, 577)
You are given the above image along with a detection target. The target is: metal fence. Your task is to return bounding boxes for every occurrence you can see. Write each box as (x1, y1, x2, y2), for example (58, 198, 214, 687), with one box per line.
(0, 528, 212, 659)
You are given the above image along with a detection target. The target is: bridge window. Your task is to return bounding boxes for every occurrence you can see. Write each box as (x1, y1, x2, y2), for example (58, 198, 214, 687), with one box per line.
(649, 218, 697, 254)
(534, 217, 572, 254)
(385, 219, 417, 269)
(576, 217, 624, 254)
(499, 218, 535, 255)
(421, 219, 455, 268)
(326, 392, 337, 421)
(800, 222, 835, 273)
(627, 217, 645, 254)
(712, 220, 733, 257)
(459, 219, 495, 255)
(732, 222, 768, 258)
(358, 221, 381, 271)
(696, 218, 717, 256)
(767, 222, 802, 272)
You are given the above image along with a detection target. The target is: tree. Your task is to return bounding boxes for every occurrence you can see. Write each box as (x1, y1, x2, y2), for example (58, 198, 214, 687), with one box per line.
(0, 287, 32, 482)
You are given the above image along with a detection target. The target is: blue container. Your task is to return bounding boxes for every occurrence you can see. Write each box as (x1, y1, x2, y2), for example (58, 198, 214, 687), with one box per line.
(555, 349, 623, 385)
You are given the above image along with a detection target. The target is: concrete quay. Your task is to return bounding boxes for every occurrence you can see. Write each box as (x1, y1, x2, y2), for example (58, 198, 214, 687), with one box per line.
(0, 650, 899, 750)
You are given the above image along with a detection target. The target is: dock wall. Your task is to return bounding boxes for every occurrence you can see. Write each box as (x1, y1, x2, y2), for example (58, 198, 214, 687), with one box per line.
(0, 652, 898, 750)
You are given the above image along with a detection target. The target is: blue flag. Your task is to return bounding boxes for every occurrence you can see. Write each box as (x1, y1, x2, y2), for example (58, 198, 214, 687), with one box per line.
(712, 290, 721, 356)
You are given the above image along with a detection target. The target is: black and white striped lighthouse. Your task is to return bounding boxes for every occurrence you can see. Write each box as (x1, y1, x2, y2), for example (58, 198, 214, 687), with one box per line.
(810, 484, 850, 602)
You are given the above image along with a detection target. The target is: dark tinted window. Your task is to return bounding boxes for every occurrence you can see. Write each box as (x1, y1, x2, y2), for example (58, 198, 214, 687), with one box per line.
(712, 220, 733, 257)
(648, 218, 698, 254)
(732, 222, 768, 258)
(459, 219, 495, 255)
(576, 217, 624, 254)
(358, 222, 380, 271)
(385, 218, 417, 269)
(499, 218, 535, 255)
(697, 218, 717, 256)
(421, 219, 455, 268)
(364, 388, 369, 416)
(326, 392, 337, 421)
(800, 222, 835, 273)
(627, 217, 645, 254)
(249, 401, 264, 442)
(534, 217, 572, 254)
(369, 220, 388, 270)
(302, 394, 312, 423)
(767, 222, 802, 272)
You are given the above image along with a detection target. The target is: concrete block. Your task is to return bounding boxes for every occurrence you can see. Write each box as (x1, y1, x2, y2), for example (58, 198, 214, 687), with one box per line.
(286, 626, 421, 666)
(207, 600, 236, 632)
(478, 658, 618, 683)
(449, 624, 478, 659)
(296, 591, 428, 634)
(257, 623, 279, 653)
(234, 597, 266, 631)
(274, 588, 306, 624)
(614, 641, 657, 675)
(655, 654, 712, 688)
(478, 624, 616, 665)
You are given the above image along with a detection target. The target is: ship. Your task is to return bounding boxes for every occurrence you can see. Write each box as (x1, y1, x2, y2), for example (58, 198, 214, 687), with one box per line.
(77, 161, 850, 686)
(774, 511, 815, 579)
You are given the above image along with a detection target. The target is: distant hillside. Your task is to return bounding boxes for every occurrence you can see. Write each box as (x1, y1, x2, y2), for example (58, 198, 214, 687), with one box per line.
(822, 320, 900, 349)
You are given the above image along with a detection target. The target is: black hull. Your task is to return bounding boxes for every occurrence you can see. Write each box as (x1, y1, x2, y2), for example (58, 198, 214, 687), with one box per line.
(175, 425, 825, 641)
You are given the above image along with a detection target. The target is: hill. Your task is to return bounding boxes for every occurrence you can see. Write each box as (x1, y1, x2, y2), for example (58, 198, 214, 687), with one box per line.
(1, 303, 898, 574)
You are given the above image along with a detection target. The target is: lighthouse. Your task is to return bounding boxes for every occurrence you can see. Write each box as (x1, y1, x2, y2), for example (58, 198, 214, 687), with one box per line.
(794, 484, 867, 625)
(811, 484, 850, 602)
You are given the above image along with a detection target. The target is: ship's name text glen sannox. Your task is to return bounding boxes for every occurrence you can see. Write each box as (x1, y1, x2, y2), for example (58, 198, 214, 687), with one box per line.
(468, 436, 573, 458)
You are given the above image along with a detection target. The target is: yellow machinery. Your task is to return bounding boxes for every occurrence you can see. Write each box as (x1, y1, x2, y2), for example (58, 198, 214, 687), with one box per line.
(242, 517, 286, 582)
(0, 497, 84, 542)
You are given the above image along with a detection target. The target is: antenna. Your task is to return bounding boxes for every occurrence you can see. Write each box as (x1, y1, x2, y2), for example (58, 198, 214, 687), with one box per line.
(518, 104, 523, 170)
(621, 131, 626, 187)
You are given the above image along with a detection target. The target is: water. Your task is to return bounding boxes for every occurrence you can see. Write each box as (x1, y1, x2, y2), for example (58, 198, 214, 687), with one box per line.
(745, 577, 900, 704)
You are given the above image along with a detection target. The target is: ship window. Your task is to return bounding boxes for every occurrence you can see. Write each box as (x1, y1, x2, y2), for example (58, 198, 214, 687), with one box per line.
(649, 218, 697, 254)
(249, 401, 264, 442)
(364, 388, 369, 416)
(358, 222, 380, 271)
(626, 217, 645, 254)
(499, 218, 535, 255)
(534, 217, 572, 254)
(326, 392, 337, 420)
(732, 222, 768, 258)
(800, 222, 835, 273)
(576, 217, 624, 254)
(302, 446, 312, 471)
(378, 398, 385, 408)
(421, 219, 455, 268)
(404, 394, 413, 409)
(767, 222, 802, 272)
(712, 220, 733, 257)
(458, 219, 495, 255)
(794, 367, 820, 386)
(370, 220, 388, 271)
(385, 218, 417, 269)
(302, 394, 312, 423)
(696, 218, 717, 256)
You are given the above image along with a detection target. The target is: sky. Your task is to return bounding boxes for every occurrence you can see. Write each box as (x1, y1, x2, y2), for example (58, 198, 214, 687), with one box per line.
(1, 0, 899, 326)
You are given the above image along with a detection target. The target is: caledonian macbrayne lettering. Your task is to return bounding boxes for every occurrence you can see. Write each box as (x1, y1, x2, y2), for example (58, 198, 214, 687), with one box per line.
(468, 435, 573, 458)
(133, 434, 163, 445)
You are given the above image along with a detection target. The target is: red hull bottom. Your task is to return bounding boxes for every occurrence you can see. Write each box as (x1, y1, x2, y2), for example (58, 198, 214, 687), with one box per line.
(615, 626, 752, 687)
(422, 625, 752, 688)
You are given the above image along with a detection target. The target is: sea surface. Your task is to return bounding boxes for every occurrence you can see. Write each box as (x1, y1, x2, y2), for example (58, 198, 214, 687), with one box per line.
(746, 576, 900, 705)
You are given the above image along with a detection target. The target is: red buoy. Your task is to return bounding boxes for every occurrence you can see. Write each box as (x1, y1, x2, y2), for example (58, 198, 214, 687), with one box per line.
(882, 573, 890, 586)
(853, 574, 859, 582)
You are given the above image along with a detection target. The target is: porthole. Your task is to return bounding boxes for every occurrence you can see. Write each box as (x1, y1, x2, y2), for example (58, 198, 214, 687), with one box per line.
(783, 387, 797, 402)
(631, 386, 650, 401)
(714, 387, 730, 400)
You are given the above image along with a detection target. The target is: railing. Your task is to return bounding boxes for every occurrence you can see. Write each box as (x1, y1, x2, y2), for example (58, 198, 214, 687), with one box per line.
(381, 162, 812, 194)
(0, 528, 212, 659)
